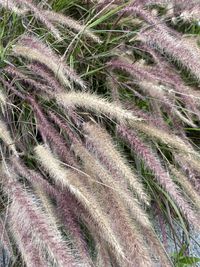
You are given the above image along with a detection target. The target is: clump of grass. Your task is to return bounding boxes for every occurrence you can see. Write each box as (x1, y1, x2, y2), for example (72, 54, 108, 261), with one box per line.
(0, 0, 200, 266)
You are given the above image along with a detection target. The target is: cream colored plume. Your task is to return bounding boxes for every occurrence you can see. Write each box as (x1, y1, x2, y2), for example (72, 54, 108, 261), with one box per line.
(43, 10, 102, 44)
(56, 92, 141, 123)
(13, 37, 85, 89)
(83, 122, 149, 204)
(34, 145, 125, 263)
(0, 120, 18, 156)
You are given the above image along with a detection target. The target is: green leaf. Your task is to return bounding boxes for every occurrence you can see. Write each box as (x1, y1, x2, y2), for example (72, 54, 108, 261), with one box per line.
(176, 256, 200, 266)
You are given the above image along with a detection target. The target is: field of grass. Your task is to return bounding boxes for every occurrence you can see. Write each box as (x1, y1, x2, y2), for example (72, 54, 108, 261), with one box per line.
(0, 1, 200, 266)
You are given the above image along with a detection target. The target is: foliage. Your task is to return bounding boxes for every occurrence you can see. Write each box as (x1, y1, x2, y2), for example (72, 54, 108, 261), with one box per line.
(0, 0, 200, 266)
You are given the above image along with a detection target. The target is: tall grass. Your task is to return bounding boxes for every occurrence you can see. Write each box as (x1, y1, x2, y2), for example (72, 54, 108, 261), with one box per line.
(0, 0, 200, 266)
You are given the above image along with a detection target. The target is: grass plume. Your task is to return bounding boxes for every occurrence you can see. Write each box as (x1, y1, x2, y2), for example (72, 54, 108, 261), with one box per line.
(1, 0, 200, 265)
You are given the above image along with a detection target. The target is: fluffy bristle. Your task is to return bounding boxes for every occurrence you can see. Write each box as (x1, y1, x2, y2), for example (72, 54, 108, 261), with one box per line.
(1, 0, 200, 265)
